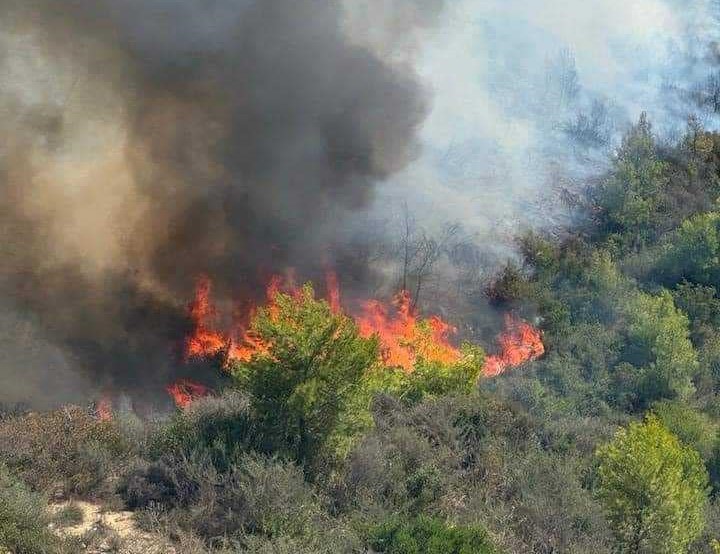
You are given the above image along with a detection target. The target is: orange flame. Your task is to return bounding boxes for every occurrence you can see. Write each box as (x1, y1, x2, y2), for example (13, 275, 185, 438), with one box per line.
(356, 290, 461, 371)
(184, 275, 229, 360)
(96, 395, 113, 421)
(483, 315, 544, 377)
(166, 379, 210, 409)
(182, 274, 462, 379)
(183, 274, 301, 368)
(326, 270, 341, 314)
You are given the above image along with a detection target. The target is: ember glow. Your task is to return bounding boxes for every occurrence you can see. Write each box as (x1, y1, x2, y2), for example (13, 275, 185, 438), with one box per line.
(166, 379, 211, 409)
(483, 315, 545, 377)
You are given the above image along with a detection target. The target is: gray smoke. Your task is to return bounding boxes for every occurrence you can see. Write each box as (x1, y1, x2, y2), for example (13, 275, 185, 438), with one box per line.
(0, 0, 443, 407)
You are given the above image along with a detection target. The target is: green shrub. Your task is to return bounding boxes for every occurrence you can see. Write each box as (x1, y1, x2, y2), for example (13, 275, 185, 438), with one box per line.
(0, 464, 61, 554)
(367, 516, 500, 554)
(230, 285, 379, 470)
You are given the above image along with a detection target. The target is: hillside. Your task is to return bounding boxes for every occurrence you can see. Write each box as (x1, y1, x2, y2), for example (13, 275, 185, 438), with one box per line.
(4, 114, 720, 553)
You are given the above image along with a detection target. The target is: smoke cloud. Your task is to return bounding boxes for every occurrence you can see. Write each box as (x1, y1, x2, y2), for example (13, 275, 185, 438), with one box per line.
(0, 0, 442, 407)
(370, 0, 720, 258)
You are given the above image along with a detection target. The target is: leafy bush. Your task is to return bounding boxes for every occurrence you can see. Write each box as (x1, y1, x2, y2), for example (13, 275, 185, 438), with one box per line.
(0, 464, 62, 554)
(230, 285, 379, 469)
(121, 452, 355, 546)
(367, 516, 500, 554)
(596, 415, 709, 553)
(378, 345, 485, 405)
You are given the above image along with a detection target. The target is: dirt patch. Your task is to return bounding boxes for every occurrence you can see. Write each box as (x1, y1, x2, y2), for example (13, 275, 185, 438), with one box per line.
(49, 501, 176, 554)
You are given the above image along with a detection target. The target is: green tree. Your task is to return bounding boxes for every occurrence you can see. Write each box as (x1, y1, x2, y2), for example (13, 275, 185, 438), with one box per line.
(661, 212, 720, 286)
(231, 285, 379, 468)
(596, 415, 709, 553)
(621, 290, 698, 406)
(652, 400, 717, 460)
(593, 113, 668, 249)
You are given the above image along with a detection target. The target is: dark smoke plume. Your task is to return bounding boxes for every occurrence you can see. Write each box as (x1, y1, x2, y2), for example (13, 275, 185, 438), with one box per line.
(0, 0, 441, 407)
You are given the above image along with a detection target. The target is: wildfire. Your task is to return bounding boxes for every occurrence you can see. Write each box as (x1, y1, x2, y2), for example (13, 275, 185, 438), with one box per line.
(356, 290, 461, 371)
(96, 395, 113, 421)
(166, 379, 210, 409)
(184, 274, 462, 375)
(184, 275, 229, 360)
(483, 315, 544, 377)
(177, 273, 543, 409)
(184, 275, 273, 366)
(326, 270, 341, 314)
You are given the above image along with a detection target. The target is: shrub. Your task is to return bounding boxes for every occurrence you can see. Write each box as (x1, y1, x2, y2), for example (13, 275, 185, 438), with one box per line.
(118, 455, 200, 511)
(121, 452, 341, 545)
(367, 516, 500, 554)
(148, 391, 254, 471)
(230, 285, 379, 470)
(0, 464, 61, 554)
(0, 406, 129, 496)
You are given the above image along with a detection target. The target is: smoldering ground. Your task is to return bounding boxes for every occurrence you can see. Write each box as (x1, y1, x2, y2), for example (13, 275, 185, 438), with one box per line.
(0, 0, 445, 408)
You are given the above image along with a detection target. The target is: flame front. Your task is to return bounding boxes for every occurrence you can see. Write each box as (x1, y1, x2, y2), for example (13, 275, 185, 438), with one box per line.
(184, 275, 274, 366)
(177, 274, 542, 409)
(184, 275, 462, 377)
(166, 379, 210, 409)
(184, 275, 229, 360)
(356, 290, 461, 371)
(483, 315, 544, 377)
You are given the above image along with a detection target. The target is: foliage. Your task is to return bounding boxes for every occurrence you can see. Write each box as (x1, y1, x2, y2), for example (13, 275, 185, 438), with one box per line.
(592, 113, 668, 249)
(148, 391, 254, 470)
(367, 516, 500, 554)
(652, 400, 717, 460)
(230, 285, 379, 469)
(0, 464, 62, 554)
(619, 290, 698, 407)
(372, 344, 485, 405)
(122, 451, 359, 548)
(595, 415, 709, 553)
